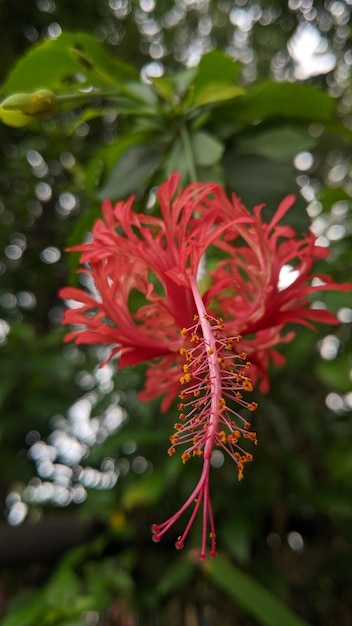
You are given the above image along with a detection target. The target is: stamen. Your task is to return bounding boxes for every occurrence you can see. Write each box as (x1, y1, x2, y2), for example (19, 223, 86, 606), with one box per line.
(152, 274, 258, 557)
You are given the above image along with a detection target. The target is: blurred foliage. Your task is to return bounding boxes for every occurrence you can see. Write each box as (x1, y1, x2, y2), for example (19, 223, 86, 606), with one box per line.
(0, 1, 352, 625)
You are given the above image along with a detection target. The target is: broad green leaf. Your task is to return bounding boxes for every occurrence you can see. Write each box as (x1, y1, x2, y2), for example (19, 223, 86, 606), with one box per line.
(67, 134, 160, 280)
(202, 554, 308, 626)
(96, 142, 164, 200)
(234, 126, 316, 161)
(85, 557, 134, 596)
(315, 356, 352, 393)
(318, 185, 352, 211)
(0, 32, 136, 97)
(197, 163, 225, 185)
(222, 517, 252, 565)
(85, 131, 150, 194)
(156, 558, 196, 598)
(165, 137, 190, 182)
(152, 76, 178, 104)
(191, 131, 224, 166)
(121, 80, 159, 106)
(46, 565, 80, 606)
(231, 81, 336, 123)
(224, 154, 310, 232)
(0, 593, 46, 626)
(165, 133, 224, 182)
(194, 51, 242, 90)
(192, 84, 245, 107)
(188, 51, 244, 108)
(171, 67, 198, 99)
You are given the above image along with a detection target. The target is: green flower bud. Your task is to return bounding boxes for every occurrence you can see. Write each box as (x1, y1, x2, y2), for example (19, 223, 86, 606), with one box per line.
(0, 90, 58, 127)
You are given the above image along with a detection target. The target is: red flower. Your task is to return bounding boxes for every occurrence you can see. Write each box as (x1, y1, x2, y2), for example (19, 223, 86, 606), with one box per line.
(60, 173, 350, 558)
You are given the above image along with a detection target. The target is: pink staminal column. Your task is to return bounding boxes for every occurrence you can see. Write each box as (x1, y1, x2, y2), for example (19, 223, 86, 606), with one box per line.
(152, 274, 257, 559)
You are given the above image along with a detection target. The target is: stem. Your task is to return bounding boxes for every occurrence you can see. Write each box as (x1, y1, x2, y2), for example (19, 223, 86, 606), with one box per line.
(55, 90, 120, 104)
(179, 121, 198, 183)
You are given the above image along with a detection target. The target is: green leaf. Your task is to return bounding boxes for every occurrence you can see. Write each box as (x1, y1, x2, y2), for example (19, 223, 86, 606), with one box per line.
(224, 154, 310, 232)
(171, 67, 198, 99)
(152, 76, 178, 104)
(0, 32, 136, 96)
(96, 142, 164, 200)
(191, 131, 224, 166)
(85, 132, 150, 194)
(234, 126, 316, 161)
(188, 51, 244, 108)
(46, 565, 80, 607)
(165, 133, 224, 182)
(0, 593, 46, 626)
(318, 185, 352, 211)
(121, 81, 158, 106)
(156, 558, 196, 598)
(231, 81, 336, 123)
(194, 51, 242, 90)
(315, 356, 352, 393)
(165, 137, 190, 182)
(202, 554, 308, 626)
(193, 84, 245, 108)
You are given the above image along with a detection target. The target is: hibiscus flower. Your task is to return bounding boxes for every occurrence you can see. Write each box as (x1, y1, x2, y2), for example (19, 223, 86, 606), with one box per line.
(60, 173, 350, 558)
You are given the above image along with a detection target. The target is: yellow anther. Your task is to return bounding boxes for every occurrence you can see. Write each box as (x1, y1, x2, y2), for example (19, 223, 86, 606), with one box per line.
(219, 430, 227, 444)
(193, 448, 203, 457)
(219, 397, 226, 412)
(243, 432, 257, 444)
(182, 452, 191, 463)
(248, 402, 258, 412)
(243, 379, 253, 392)
(181, 327, 188, 336)
(207, 348, 215, 355)
(168, 446, 176, 456)
(228, 430, 241, 444)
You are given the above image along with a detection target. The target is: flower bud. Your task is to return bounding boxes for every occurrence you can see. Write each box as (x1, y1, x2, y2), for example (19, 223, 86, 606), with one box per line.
(0, 90, 58, 127)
